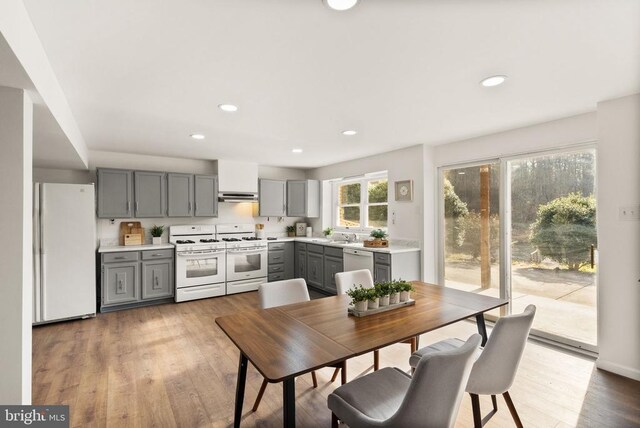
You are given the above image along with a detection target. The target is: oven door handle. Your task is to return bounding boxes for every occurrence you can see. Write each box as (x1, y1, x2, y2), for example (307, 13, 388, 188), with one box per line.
(177, 250, 225, 257)
(227, 249, 266, 256)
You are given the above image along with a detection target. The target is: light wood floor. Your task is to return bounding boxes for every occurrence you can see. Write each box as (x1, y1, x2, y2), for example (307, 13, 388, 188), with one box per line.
(32, 292, 640, 427)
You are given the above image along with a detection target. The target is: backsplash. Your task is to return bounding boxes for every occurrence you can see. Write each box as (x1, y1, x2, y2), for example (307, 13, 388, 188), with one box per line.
(97, 202, 304, 246)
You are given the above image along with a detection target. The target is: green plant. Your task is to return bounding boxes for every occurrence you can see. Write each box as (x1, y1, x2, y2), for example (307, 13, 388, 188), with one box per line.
(376, 282, 393, 296)
(286, 226, 296, 232)
(444, 178, 469, 251)
(323, 227, 334, 237)
(364, 287, 379, 301)
(370, 229, 388, 239)
(346, 285, 369, 304)
(392, 280, 414, 293)
(530, 193, 597, 270)
(150, 225, 165, 238)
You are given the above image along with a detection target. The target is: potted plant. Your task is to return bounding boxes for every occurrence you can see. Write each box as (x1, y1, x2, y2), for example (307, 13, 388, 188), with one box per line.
(150, 225, 164, 245)
(323, 227, 334, 238)
(366, 287, 380, 309)
(389, 282, 400, 304)
(376, 282, 392, 306)
(370, 229, 388, 241)
(397, 280, 415, 302)
(346, 285, 369, 312)
(286, 226, 296, 237)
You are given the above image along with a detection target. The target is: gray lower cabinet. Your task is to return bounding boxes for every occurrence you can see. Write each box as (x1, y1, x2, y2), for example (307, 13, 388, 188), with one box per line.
(323, 256, 343, 294)
(134, 171, 166, 218)
(373, 251, 421, 283)
(374, 263, 391, 283)
(295, 243, 307, 279)
(194, 175, 218, 217)
(268, 242, 294, 282)
(167, 173, 194, 217)
(97, 168, 133, 218)
(307, 252, 324, 288)
(101, 249, 174, 312)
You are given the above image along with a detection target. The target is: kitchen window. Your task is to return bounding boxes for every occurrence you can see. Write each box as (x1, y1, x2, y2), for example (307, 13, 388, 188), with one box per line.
(332, 172, 388, 231)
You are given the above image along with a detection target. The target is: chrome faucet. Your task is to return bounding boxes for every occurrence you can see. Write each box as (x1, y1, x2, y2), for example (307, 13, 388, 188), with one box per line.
(345, 233, 358, 243)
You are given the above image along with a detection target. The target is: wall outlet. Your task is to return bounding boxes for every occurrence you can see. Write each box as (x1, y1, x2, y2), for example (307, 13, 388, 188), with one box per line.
(619, 206, 640, 220)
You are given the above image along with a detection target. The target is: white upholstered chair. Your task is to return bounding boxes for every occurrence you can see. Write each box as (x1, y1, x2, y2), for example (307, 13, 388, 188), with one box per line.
(328, 334, 482, 428)
(409, 305, 536, 428)
(334, 269, 418, 377)
(252, 278, 318, 412)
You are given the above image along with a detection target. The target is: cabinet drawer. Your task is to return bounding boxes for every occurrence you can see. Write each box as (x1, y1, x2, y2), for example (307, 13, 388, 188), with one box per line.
(269, 242, 286, 251)
(295, 242, 307, 252)
(268, 250, 285, 264)
(307, 243, 324, 254)
(324, 246, 344, 259)
(103, 251, 139, 263)
(142, 249, 174, 260)
(268, 264, 284, 273)
(374, 252, 391, 265)
(269, 272, 285, 282)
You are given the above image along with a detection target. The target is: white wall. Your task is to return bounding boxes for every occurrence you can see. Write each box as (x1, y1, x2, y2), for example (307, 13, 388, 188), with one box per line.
(307, 145, 425, 277)
(595, 93, 640, 381)
(33, 151, 309, 245)
(0, 86, 33, 404)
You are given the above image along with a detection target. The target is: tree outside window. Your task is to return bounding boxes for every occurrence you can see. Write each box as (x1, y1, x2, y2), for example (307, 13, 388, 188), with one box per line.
(334, 173, 388, 230)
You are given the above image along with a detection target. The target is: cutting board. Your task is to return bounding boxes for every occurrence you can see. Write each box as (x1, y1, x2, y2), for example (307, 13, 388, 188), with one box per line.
(119, 221, 145, 246)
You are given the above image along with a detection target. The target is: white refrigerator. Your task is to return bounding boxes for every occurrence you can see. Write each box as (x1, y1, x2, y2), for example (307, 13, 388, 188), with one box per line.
(33, 183, 96, 324)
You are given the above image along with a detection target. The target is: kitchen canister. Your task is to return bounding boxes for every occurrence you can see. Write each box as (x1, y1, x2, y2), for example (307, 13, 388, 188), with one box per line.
(306, 227, 313, 237)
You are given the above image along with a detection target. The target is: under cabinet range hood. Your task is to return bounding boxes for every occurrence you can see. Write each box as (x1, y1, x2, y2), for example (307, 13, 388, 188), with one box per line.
(215, 160, 259, 202)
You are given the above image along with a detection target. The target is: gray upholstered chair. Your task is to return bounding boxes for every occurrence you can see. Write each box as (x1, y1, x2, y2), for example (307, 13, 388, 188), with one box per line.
(334, 269, 418, 377)
(409, 305, 536, 428)
(252, 279, 318, 411)
(328, 334, 482, 428)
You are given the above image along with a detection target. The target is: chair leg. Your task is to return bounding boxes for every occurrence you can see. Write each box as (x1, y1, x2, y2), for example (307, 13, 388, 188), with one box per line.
(331, 412, 339, 428)
(311, 371, 318, 388)
(491, 394, 498, 412)
(340, 361, 347, 384)
(373, 350, 380, 371)
(470, 394, 482, 428)
(252, 379, 268, 412)
(330, 367, 341, 383)
(410, 337, 417, 353)
(503, 391, 524, 428)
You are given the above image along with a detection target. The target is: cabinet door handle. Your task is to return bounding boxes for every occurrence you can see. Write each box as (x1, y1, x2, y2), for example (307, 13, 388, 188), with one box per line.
(126, 201, 130, 213)
(152, 253, 163, 257)
(194, 202, 198, 214)
(117, 279, 123, 292)
(188, 201, 192, 213)
(114, 256, 126, 260)
(154, 275, 159, 289)
(135, 201, 139, 213)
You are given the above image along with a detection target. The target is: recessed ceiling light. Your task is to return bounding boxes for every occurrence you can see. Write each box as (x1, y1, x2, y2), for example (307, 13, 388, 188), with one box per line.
(218, 104, 238, 112)
(190, 133, 205, 140)
(480, 75, 507, 87)
(324, 0, 358, 11)
(342, 130, 357, 136)
(292, 148, 303, 153)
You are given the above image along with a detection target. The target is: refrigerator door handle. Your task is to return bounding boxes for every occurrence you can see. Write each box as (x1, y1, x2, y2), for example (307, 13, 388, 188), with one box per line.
(40, 184, 47, 321)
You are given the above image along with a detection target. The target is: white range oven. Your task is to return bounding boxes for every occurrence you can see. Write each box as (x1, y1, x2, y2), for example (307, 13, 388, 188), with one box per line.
(217, 224, 267, 294)
(170, 225, 226, 302)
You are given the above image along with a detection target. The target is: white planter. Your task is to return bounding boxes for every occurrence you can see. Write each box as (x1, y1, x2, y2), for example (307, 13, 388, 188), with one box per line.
(379, 295, 390, 306)
(152, 237, 162, 245)
(354, 300, 368, 312)
(399, 290, 411, 302)
(389, 292, 400, 304)
(368, 297, 380, 309)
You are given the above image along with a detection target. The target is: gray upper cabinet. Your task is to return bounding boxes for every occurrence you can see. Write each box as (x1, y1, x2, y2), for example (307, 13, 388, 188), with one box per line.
(287, 180, 320, 218)
(97, 168, 133, 218)
(259, 179, 287, 217)
(194, 175, 218, 217)
(167, 173, 194, 217)
(134, 171, 166, 218)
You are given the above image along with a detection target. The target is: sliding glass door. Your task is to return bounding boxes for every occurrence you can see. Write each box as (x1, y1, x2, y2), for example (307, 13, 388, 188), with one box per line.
(440, 147, 597, 350)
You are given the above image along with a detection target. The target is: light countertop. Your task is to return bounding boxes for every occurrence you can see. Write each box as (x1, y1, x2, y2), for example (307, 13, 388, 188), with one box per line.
(98, 243, 175, 253)
(264, 237, 420, 254)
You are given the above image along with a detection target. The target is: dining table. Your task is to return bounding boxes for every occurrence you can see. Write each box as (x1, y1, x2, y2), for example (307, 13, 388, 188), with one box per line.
(215, 281, 509, 428)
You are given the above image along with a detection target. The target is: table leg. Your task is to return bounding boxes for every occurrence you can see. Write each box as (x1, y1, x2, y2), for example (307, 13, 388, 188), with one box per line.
(283, 378, 296, 427)
(476, 314, 488, 346)
(234, 353, 248, 428)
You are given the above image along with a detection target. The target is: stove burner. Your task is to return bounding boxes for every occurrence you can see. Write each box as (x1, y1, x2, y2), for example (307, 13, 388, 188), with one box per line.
(200, 239, 219, 243)
(176, 240, 195, 244)
(242, 237, 261, 241)
(222, 238, 241, 242)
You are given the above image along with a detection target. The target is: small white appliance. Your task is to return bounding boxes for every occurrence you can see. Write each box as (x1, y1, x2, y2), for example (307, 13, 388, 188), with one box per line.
(217, 224, 267, 294)
(33, 183, 96, 324)
(343, 247, 374, 274)
(170, 225, 226, 302)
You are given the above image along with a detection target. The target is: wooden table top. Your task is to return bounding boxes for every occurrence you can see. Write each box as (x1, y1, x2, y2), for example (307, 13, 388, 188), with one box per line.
(215, 281, 508, 382)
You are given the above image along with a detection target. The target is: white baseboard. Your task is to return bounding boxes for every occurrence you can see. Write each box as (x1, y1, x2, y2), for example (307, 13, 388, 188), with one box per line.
(596, 358, 640, 381)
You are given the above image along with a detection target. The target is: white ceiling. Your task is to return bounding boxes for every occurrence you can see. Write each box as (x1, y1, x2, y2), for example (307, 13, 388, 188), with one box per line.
(22, 0, 640, 169)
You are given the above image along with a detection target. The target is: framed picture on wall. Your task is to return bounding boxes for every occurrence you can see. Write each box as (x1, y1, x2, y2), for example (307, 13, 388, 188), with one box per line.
(394, 180, 413, 202)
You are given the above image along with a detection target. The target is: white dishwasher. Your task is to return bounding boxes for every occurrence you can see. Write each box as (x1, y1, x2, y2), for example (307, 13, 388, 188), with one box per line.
(343, 248, 374, 274)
